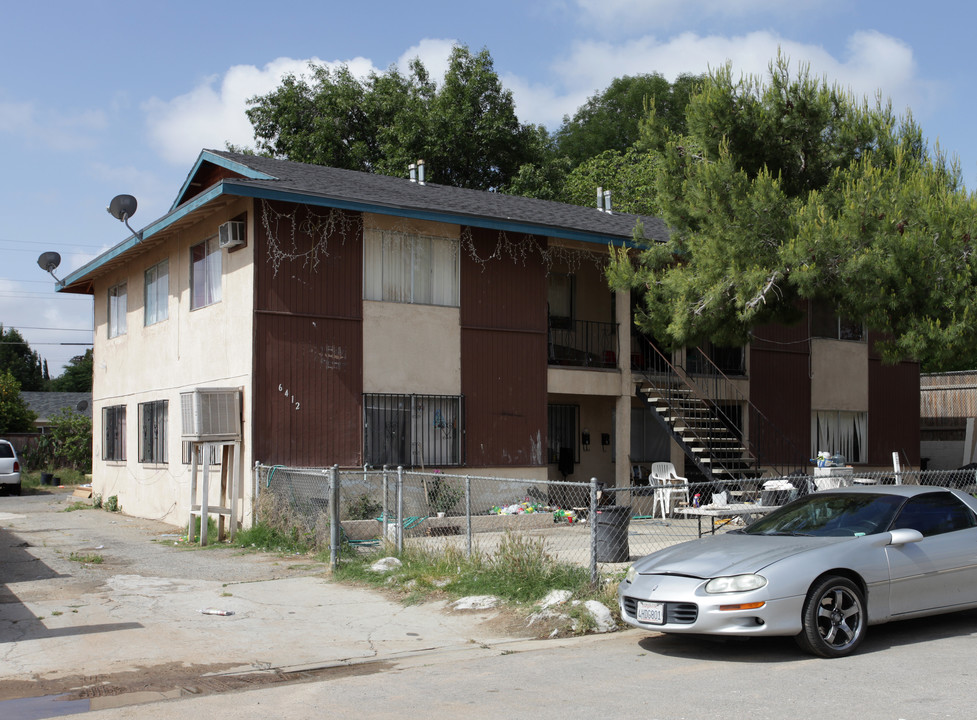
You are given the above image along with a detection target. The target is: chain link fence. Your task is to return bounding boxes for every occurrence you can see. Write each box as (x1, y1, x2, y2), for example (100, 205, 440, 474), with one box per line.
(253, 464, 976, 583)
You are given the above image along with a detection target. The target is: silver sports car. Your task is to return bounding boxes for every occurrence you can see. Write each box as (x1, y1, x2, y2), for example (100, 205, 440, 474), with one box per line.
(618, 485, 977, 657)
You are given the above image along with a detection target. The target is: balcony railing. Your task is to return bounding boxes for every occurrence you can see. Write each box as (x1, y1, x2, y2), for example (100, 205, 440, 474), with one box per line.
(548, 319, 618, 369)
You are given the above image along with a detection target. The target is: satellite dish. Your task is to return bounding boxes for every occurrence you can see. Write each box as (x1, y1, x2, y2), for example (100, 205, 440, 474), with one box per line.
(37, 251, 62, 273)
(76, 400, 89, 412)
(107, 194, 142, 240)
(107, 194, 138, 221)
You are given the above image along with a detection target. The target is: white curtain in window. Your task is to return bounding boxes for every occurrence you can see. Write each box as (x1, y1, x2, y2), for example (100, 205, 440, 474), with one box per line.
(145, 260, 168, 325)
(363, 229, 384, 301)
(382, 231, 410, 303)
(431, 236, 459, 306)
(205, 238, 222, 306)
(813, 410, 867, 463)
(411, 235, 433, 304)
(108, 283, 127, 338)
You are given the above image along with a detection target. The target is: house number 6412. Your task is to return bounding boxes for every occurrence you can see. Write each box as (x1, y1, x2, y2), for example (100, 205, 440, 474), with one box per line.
(278, 384, 301, 411)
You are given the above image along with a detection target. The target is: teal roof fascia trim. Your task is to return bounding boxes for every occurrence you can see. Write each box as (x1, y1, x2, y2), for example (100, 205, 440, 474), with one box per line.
(223, 181, 641, 248)
(170, 150, 277, 211)
(59, 184, 226, 290)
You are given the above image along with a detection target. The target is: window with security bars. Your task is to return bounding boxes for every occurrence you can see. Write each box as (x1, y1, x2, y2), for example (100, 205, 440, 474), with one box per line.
(102, 405, 126, 461)
(547, 404, 579, 464)
(364, 394, 463, 467)
(138, 400, 168, 464)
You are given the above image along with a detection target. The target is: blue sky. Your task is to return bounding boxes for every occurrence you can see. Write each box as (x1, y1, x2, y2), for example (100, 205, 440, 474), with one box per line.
(2, 0, 973, 373)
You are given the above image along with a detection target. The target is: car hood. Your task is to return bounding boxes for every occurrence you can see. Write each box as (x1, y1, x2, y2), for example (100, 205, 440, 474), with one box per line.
(631, 533, 849, 578)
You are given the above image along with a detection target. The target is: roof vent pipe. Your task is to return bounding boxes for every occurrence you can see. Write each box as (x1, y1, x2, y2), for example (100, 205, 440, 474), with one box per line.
(409, 163, 417, 182)
(603, 190, 612, 214)
(597, 186, 604, 212)
(417, 159, 426, 185)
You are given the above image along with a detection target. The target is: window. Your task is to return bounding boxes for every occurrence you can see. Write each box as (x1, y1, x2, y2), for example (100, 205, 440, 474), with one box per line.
(102, 406, 126, 461)
(812, 410, 867, 464)
(363, 394, 463, 467)
(547, 404, 579, 464)
(811, 302, 864, 341)
(108, 282, 127, 338)
(190, 237, 222, 309)
(144, 260, 169, 326)
(363, 229, 459, 306)
(138, 400, 168, 464)
(548, 274, 575, 330)
(891, 492, 977, 537)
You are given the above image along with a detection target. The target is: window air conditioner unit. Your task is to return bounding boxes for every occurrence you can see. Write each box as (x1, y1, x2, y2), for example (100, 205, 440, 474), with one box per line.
(180, 388, 242, 441)
(218, 220, 246, 249)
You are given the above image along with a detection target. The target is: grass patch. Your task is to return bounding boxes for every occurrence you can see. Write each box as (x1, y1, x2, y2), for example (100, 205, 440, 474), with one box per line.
(62, 501, 93, 512)
(69, 552, 103, 564)
(21, 469, 89, 492)
(334, 531, 592, 606)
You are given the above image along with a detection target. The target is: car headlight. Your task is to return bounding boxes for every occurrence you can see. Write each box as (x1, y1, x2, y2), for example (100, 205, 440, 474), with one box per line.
(704, 574, 767, 594)
(624, 566, 638, 584)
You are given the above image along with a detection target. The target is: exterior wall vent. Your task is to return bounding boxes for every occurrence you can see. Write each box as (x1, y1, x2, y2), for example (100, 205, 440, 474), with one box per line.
(180, 388, 242, 441)
(218, 220, 246, 249)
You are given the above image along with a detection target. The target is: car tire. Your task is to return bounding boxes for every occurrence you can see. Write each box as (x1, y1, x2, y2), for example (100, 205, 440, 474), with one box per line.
(796, 575, 866, 658)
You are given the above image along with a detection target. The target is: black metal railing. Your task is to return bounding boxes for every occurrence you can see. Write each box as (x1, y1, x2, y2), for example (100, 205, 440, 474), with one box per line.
(548, 319, 619, 369)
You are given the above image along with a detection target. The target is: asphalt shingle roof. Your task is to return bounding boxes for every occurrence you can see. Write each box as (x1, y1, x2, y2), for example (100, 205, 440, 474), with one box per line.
(21, 392, 93, 422)
(207, 149, 670, 244)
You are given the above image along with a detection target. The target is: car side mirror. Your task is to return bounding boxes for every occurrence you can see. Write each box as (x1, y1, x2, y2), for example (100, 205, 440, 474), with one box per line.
(888, 528, 924, 546)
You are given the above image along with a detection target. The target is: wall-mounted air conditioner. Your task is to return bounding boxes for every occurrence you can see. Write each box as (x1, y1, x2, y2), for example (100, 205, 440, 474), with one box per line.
(180, 388, 242, 441)
(218, 220, 246, 249)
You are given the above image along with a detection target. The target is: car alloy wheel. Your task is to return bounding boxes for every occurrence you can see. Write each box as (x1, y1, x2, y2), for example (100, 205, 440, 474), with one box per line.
(797, 575, 866, 658)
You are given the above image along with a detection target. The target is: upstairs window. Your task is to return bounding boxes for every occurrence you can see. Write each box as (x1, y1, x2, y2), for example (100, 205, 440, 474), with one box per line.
(363, 229, 460, 307)
(191, 237, 221, 310)
(108, 282, 127, 338)
(144, 260, 169, 326)
(811, 302, 864, 341)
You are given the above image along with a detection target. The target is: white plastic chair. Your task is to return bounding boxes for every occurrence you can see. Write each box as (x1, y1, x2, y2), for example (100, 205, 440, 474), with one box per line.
(651, 462, 689, 518)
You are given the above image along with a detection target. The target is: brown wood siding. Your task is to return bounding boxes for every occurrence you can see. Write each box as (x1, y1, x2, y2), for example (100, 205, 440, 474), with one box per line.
(253, 201, 363, 466)
(460, 227, 547, 466)
(868, 331, 920, 465)
(180, 164, 246, 204)
(749, 321, 812, 466)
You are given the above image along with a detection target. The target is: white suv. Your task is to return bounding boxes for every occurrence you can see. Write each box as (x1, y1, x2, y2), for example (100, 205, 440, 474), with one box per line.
(0, 440, 22, 495)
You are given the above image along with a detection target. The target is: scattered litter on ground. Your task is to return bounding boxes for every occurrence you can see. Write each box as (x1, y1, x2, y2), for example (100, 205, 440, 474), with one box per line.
(199, 608, 235, 616)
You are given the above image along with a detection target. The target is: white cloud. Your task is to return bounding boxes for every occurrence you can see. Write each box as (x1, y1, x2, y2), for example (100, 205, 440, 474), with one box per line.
(396, 38, 457, 81)
(142, 56, 379, 166)
(0, 95, 106, 151)
(513, 29, 934, 129)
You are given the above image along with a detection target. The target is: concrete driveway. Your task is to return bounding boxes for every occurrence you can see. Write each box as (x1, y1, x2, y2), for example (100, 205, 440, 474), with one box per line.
(0, 490, 536, 715)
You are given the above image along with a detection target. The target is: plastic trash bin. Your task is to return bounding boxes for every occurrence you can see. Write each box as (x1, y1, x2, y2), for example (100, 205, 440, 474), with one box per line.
(595, 505, 631, 562)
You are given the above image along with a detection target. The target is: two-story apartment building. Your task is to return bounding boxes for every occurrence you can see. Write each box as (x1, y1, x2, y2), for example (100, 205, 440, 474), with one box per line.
(58, 150, 919, 527)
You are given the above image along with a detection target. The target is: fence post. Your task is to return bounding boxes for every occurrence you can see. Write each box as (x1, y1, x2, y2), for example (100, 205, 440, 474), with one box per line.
(329, 465, 340, 571)
(381, 465, 389, 538)
(465, 475, 472, 557)
(590, 477, 598, 586)
(396, 466, 404, 554)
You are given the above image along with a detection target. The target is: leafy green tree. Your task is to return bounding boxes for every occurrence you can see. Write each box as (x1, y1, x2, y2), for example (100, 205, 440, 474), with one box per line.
(608, 57, 977, 371)
(246, 46, 542, 190)
(554, 73, 702, 166)
(0, 325, 44, 391)
(48, 350, 93, 392)
(0, 369, 36, 433)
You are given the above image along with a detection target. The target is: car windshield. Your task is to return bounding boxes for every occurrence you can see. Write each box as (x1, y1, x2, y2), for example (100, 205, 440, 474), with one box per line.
(743, 493, 905, 537)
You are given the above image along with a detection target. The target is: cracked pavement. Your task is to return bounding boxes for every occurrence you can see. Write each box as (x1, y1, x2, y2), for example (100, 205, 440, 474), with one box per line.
(0, 490, 530, 708)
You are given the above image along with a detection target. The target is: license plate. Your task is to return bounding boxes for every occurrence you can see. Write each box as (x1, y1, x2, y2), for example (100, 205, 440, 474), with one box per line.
(636, 600, 664, 624)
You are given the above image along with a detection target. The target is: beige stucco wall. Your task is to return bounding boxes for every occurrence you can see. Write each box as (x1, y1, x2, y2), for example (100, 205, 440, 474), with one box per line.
(810, 338, 869, 411)
(91, 198, 255, 529)
(362, 301, 461, 395)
